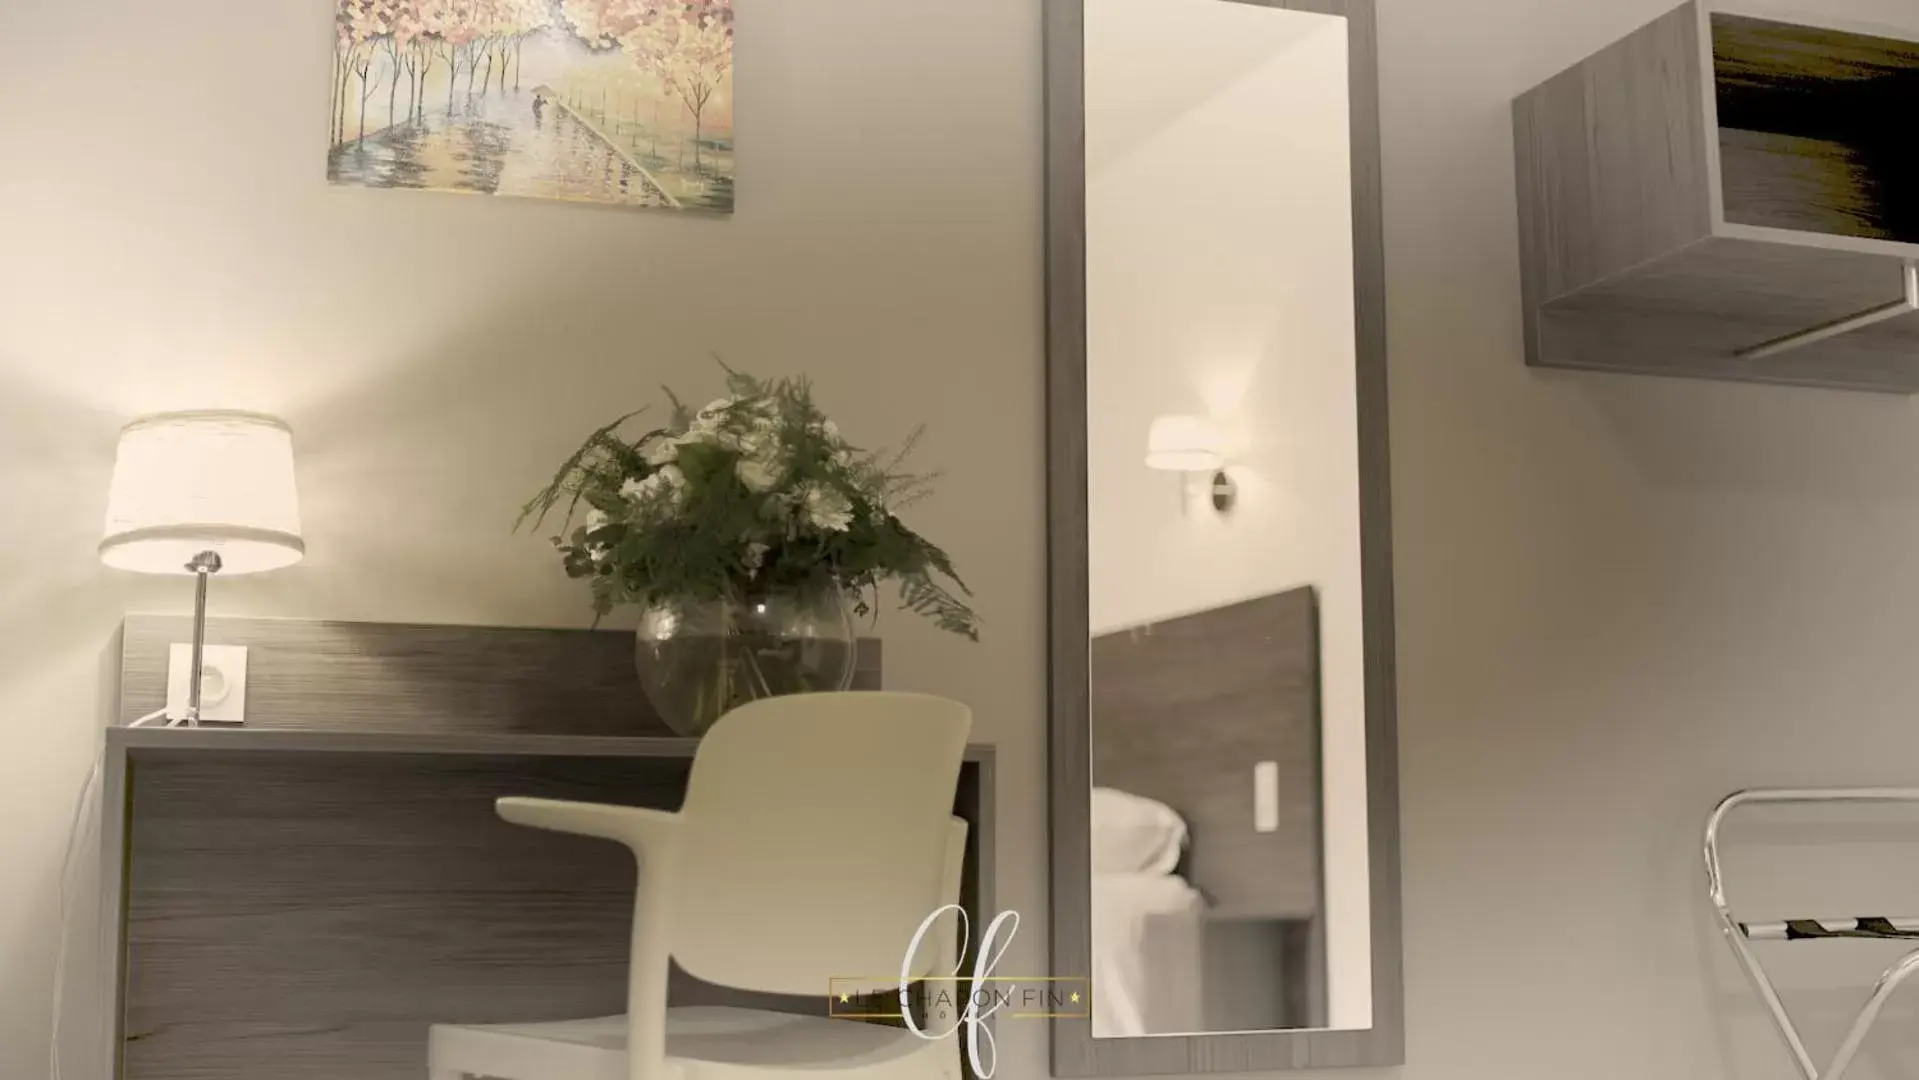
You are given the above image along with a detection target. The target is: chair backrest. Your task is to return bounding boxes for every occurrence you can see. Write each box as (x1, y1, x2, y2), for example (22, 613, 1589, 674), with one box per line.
(668, 691, 972, 996)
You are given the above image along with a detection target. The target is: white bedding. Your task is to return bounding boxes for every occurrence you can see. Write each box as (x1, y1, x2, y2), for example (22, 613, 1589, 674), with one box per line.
(1091, 787, 1188, 875)
(1090, 872, 1208, 1038)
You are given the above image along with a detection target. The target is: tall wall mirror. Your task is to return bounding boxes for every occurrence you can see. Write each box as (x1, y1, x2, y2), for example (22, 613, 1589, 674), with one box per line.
(1045, 0, 1401, 1072)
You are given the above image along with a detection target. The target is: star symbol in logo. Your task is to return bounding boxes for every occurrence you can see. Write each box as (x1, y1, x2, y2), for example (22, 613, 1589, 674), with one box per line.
(1070, 991, 1082, 1004)
(839, 993, 851, 1004)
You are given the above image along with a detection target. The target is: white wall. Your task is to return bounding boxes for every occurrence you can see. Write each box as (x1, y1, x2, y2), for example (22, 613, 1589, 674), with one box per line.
(13, 0, 1919, 1079)
(1084, 0, 1371, 1031)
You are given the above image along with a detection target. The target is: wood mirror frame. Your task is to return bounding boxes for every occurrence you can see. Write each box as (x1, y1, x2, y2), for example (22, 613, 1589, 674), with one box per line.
(1043, 0, 1404, 1072)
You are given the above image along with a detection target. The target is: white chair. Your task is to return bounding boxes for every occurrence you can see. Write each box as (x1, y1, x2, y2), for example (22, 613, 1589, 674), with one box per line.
(428, 691, 974, 1080)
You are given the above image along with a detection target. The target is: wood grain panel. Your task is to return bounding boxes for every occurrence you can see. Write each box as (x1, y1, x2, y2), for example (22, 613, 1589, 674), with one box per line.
(1513, 3, 1919, 391)
(1202, 920, 1316, 1031)
(107, 619, 996, 1079)
(122, 755, 664, 1079)
(1540, 236, 1919, 392)
(120, 615, 881, 735)
(1089, 589, 1321, 920)
(115, 745, 992, 1080)
(1713, 13, 1919, 247)
(1043, 0, 1099, 1070)
(1513, 2, 1715, 322)
(1348, 0, 1405, 1062)
(1046, 0, 1403, 1071)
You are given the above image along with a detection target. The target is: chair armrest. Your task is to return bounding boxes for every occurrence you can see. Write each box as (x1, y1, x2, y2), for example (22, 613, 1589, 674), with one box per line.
(496, 797, 681, 853)
(496, 796, 680, 1080)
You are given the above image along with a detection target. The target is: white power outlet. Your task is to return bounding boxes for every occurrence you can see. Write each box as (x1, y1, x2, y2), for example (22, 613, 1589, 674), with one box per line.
(166, 644, 250, 724)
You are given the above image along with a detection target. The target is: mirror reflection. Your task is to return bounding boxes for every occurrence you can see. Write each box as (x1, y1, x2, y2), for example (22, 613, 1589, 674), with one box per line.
(1083, 0, 1370, 1038)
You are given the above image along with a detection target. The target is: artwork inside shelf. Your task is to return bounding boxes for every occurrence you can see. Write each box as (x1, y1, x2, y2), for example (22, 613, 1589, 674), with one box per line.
(1714, 14, 1919, 245)
(329, 0, 735, 213)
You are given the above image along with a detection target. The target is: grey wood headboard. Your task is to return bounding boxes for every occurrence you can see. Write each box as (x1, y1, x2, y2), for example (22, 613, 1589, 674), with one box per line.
(1088, 587, 1322, 919)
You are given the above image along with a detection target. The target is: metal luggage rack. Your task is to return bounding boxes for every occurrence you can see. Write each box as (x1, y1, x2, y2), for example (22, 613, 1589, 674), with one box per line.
(1706, 789, 1919, 1080)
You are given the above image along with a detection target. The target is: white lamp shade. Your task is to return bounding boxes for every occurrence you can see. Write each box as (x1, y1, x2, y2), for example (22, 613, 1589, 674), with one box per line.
(1145, 414, 1225, 472)
(99, 411, 305, 576)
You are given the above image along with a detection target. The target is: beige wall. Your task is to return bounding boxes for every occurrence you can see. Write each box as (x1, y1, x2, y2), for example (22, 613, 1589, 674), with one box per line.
(11, 0, 1919, 1078)
(1382, 1, 1919, 1079)
(0, 0, 1046, 1075)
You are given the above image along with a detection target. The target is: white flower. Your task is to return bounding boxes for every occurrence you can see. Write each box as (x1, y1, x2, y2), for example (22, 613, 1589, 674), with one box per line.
(582, 508, 613, 557)
(622, 466, 687, 512)
(682, 395, 784, 457)
(802, 485, 855, 532)
(676, 427, 723, 451)
(679, 416, 741, 452)
(737, 454, 782, 493)
(735, 424, 777, 458)
(679, 399, 729, 432)
(640, 435, 679, 466)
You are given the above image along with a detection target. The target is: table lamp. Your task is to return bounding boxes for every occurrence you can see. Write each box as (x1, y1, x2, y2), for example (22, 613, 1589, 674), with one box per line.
(99, 411, 304, 726)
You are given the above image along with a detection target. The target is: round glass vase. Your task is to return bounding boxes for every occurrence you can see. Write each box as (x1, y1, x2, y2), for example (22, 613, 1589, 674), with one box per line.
(634, 586, 859, 737)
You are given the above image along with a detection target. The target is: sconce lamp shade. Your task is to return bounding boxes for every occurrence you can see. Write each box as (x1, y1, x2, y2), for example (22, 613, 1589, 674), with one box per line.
(1145, 414, 1225, 472)
(99, 411, 305, 576)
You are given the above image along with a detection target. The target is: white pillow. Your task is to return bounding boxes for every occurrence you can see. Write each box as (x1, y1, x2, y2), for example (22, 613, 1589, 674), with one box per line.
(1090, 787, 1188, 875)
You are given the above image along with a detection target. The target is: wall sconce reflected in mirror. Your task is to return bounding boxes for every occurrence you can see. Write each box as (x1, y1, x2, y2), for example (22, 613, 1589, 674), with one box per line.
(1145, 414, 1236, 513)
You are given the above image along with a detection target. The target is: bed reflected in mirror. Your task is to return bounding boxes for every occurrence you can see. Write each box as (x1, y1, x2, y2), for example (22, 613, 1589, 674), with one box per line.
(1082, 0, 1368, 1041)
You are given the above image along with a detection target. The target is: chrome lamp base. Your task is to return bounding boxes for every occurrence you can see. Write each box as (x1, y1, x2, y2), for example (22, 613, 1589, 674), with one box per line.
(179, 550, 223, 728)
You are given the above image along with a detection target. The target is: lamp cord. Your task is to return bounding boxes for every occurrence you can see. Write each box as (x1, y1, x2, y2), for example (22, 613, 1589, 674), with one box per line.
(51, 707, 164, 1080)
(127, 707, 175, 729)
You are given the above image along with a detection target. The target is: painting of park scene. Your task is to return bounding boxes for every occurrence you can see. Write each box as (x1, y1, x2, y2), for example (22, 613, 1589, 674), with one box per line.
(329, 0, 734, 212)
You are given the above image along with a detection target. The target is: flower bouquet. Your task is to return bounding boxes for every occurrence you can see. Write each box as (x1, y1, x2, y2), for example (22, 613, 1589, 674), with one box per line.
(521, 366, 978, 733)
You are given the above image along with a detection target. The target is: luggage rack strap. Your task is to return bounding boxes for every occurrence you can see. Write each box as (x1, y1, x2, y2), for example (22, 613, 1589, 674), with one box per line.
(1741, 917, 1919, 942)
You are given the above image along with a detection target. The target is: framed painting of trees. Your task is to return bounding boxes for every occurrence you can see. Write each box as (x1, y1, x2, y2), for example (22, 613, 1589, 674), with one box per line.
(329, 0, 735, 213)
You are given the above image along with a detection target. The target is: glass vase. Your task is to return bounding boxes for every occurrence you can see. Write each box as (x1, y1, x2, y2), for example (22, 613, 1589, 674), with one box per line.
(634, 585, 858, 737)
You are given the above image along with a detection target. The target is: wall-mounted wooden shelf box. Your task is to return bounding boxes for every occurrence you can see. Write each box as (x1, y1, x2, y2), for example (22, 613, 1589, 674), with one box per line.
(1515, 2, 1919, 392)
